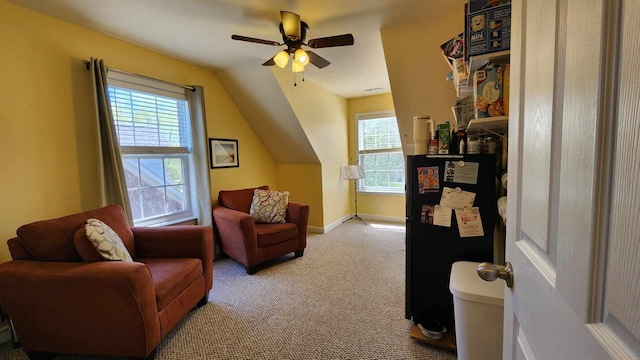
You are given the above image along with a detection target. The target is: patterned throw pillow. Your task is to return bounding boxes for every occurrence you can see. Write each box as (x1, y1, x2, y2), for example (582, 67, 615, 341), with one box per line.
(250, 189, 290, 223)
(84, 218, 133, 261)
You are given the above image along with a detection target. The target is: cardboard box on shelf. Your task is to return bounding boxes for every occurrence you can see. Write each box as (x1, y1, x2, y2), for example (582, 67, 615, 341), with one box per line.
(468, 0, 511, 14)
(438, 122, 451, 154)
(440, 33, 465, 71)
(473, 66, 505, 118)
(503, 64, 510, 115)
(467, 3, 511, 57)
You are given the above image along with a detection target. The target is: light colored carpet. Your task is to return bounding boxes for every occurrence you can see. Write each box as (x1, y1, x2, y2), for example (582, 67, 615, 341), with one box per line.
(0, 221, 456, 359)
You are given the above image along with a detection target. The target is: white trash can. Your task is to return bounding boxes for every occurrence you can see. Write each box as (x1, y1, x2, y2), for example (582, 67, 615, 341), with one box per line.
(449, 261, 505, 360)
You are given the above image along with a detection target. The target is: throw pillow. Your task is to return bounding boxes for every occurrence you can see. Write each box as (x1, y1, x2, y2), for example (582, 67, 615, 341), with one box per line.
(80, 218, 133, 262)
(250, 189, 290, 223)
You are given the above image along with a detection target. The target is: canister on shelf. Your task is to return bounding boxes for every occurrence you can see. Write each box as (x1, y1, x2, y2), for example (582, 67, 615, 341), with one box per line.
(428, 139, 439, 155)
(467, 136, 482, 154)
(482, 136, 497, 154)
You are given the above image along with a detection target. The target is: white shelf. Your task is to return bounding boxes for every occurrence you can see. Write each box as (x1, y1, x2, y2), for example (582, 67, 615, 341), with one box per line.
(466, 116, 508, 136)
(468, 50, 511, 74)
(466, 50, 511, 87)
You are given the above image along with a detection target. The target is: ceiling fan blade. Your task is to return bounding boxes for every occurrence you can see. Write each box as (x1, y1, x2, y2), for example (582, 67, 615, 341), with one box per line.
(231, 35, 281, 46)
(262, 57, 276, 66)
(307, 34, 354, 49)
(280, 11, 301, 40)
(307, 51, 331, 69)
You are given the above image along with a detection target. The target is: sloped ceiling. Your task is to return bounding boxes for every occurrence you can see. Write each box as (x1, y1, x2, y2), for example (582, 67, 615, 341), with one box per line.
(381, 4, 466, 154)
(217, 64, 319, 164)
(7, 0, 463, 99)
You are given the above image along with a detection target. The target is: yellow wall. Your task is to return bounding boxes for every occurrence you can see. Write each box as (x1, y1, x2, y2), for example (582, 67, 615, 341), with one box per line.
(276, 164, 323, 229)
(347, 94, 405, 220)
(381, 8, 463, 154)
(0, 1, 278, 262)
(272, 69, 350, 228)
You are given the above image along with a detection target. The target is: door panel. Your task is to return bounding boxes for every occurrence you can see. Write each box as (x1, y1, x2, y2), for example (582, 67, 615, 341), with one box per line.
(604, 0, 640, 346)
(520, 0, 556, 254)
(556, 0, 605, 320)
(516, 328, 536, 360)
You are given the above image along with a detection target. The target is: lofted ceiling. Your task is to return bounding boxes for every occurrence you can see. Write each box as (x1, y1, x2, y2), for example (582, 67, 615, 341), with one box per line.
(8, 0, 460, 98)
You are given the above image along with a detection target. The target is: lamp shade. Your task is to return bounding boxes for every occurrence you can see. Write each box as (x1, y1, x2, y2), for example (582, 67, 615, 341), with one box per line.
(292, 60, 305, 73)
(341, 165, 365, 180)
(274, 50, 290, 68)
(294, 48, 310, 66)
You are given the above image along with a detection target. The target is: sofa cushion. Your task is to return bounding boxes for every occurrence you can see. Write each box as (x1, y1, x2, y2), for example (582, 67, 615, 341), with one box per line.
(250, 189, 289, 224)
(16, 205, 135, 261)
(137, 258, 203, 310)
(218, 185, 269, 213)
(74, 219, 133, 262)
(255, 223, 298, 247)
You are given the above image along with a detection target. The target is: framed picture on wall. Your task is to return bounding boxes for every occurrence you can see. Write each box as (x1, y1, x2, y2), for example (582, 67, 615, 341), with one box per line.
(209, 138, 239, 169)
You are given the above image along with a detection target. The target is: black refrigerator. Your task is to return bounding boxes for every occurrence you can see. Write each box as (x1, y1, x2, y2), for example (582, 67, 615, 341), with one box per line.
(405, 154, 497, 334)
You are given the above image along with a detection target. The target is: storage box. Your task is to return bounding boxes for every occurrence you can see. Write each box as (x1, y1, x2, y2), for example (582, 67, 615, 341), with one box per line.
(468, 0, 511, 14)
(467, 3, 511, 57)
(503, 64, 510, 115)
(474, 66, 505, 118)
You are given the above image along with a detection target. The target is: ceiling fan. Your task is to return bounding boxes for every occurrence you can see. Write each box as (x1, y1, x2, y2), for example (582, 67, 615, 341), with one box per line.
(231, 11, 354, 71)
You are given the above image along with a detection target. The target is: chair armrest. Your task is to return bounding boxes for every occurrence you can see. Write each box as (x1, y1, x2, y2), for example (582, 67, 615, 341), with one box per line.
(0, 260, 160, 357)
(132, 226, 213, 293)
(132, 226, 213, 260)
(212, 206, 258, 264)
(287, 202, 309, 225)
(287, 202, 310, 251)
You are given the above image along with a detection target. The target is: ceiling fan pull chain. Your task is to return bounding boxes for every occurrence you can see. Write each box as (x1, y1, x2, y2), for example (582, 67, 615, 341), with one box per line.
(293, 71, 297, 86)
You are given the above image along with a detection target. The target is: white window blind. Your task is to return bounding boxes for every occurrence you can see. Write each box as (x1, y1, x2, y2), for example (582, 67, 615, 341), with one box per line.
(107, 71, 195, 226)
(356, 112, 404, 193)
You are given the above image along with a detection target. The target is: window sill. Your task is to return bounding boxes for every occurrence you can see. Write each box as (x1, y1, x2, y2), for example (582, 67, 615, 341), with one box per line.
(136, 216, 198, 227)
(357, 190, 404, 196)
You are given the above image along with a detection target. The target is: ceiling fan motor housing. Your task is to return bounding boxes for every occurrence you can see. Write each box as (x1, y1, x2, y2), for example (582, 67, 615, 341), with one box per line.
(279, 21, 308, 45)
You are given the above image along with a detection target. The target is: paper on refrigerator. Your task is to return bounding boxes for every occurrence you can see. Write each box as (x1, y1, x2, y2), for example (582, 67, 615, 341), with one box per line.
(455, 207, 485, 237)
(439, 187, 476, 210)
(433, 205, 452, 227)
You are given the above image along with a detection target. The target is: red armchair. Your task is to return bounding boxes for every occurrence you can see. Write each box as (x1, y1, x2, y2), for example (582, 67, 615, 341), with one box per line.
(212, 186, 309, 274)
(0, 205, 213, 360)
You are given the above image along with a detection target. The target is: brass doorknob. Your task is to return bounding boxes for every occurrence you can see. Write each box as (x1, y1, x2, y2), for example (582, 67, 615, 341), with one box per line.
(477, 262, 514, 288)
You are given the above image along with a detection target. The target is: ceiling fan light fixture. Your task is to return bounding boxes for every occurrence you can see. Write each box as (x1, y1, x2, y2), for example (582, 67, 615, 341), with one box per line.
(294, 48, 309, 66)
(292, 60, 305, 73)
(274, 50, 290, 68)
(280, 11, 301, 40)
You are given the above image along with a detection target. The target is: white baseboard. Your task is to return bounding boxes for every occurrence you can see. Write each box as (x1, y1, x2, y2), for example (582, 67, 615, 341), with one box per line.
(358, 213, 405, 223)
(307, 214, 354, 234)
(307, 213, 404, 234)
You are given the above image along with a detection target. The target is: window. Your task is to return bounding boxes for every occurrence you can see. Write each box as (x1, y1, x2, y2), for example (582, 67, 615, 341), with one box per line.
(107, 72, 196, 226)
(357, 112, 404, 193)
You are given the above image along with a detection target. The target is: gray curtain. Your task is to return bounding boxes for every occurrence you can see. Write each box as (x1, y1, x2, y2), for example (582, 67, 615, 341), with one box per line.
(186, 86, 213, 228)
(90, 58, 133, 225)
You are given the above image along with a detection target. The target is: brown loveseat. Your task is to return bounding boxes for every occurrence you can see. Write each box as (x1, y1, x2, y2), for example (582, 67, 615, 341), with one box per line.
(0, 205, 213, 360)
(213, 186, 309, 274)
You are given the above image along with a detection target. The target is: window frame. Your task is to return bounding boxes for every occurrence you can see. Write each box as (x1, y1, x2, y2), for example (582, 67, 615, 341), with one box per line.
(106, 73, 198, 227)
(356, 111, 405, 194)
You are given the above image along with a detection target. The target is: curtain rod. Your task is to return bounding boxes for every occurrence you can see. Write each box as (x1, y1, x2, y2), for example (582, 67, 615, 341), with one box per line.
(82, 60, 195, 91)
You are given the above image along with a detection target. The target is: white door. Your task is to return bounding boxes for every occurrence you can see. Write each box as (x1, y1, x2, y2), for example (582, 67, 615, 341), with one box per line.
(504, 0, 640, 359)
